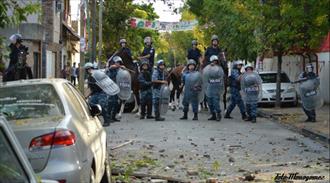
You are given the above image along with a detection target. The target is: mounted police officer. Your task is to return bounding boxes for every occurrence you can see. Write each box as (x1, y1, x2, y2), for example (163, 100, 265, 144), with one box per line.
(152, 60, 168, 121)
(296, 64, 319, 122)
(138, 61, 154, 119)
(204, 55, 224, 121)
(224, 61, 247, 120)
(3, 33, 32, 81)
(85, 62, 111, 126)
(241, 64, 262, 123)
(138, 36, 155, 70)
(180, 59, 201, 121)
(187, 40, 202, 69)
(106, 56, 126, 122)
(119, 38, 132, 58)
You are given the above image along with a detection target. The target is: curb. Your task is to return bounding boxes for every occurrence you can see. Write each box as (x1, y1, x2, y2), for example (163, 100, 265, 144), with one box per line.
(258, 110, 330, 146)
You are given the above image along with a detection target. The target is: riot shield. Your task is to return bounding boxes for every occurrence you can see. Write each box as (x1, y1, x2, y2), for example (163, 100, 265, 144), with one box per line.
(299, 78, 323, 110)
(159, 85, 170, 115)
(116, 68, 132, 100)
(183, 71, 203, 102)
(240, 72, 262, 104)
(91, 70, 120, 96)
(203, 64, 225, 98)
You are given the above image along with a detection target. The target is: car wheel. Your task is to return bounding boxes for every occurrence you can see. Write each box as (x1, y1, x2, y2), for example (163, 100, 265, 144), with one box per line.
(90, 167, 96, 183)
(101, 152, 111, 183)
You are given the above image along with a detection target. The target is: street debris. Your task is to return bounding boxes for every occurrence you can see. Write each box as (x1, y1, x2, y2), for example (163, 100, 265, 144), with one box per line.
(111, 140, 134, 150)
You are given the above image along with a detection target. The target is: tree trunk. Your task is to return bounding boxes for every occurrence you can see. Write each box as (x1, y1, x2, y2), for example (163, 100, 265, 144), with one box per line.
(275, 51, 282, 108)
(91, 0, 97, 63)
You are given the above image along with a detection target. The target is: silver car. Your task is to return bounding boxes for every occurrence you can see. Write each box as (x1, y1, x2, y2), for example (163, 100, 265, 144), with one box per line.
(0, 116, 58, 183)
(0, 79, 111, 183)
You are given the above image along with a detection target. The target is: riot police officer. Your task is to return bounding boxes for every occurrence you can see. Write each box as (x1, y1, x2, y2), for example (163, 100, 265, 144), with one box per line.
(138, 61, 154, 119)
(187, 40, 202, 69)
(106, 56, 125, 122)
(298, 64, 318, 122)
(206, 55, 224, 121)
(3, 33, 32, 81)
(180, 59, 201, 121)
(119, 38, 132, 58)
(242, 64, 261, 123)
(85, 62, 111, 126)
(224, 61, 247, 120)
(138, 36, 155, 70)
(152, 60, 168, 121)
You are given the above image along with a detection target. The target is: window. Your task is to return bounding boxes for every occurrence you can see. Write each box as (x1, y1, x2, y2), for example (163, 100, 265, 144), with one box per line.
(62, 84, 88, 120)
(0, 84, 64, 121)
(0, 128, 29, 183)
(260, 73, 290, 83)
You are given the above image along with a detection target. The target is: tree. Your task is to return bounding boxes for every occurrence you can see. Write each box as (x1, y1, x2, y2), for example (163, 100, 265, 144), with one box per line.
(187, 0, 330, 107)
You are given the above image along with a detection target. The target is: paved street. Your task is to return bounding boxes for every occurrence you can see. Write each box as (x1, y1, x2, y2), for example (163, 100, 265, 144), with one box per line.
(106, 107, 330, 182)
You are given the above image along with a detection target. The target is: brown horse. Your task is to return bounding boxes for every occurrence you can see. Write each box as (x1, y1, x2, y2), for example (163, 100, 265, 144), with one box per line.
(167, 64, 185, 110)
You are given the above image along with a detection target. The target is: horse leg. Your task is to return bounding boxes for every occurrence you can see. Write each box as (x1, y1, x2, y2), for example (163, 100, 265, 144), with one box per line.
(117, 100, 126, 119)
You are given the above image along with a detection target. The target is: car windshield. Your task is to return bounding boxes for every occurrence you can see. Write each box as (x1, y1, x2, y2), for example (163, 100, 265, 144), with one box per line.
(0, 84, 64, 120)
(260, 73, 290, 83)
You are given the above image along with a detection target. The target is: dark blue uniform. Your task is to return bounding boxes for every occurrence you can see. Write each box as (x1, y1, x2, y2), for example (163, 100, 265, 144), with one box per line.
(299, 72, 317, 121)
(226, 68, 246, 118)
(182, 71, 199, 114)
(187, 48, 201, 63)
(106, 68, 120, 120)
(87, 75, 110, 125)
(142, 46, 155, 69)
(152, 68, 167, 116)
(204, 46, 220, 66)
(139, 70, 153, 118)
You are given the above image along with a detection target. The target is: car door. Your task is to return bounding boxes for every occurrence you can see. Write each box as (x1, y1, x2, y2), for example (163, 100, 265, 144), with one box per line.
(66, 84, 106, 181)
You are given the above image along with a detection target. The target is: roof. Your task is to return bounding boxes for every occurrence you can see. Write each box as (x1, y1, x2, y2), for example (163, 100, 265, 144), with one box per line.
(0, 78, 69, 87)
(62, 21, 80, 41)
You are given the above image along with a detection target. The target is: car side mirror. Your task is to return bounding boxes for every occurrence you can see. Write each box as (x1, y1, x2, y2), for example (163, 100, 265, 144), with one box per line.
(90, 104, 102, 117)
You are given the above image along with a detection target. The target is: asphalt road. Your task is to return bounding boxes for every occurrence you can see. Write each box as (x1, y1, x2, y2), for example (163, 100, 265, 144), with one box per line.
(106, 107, 330, 182)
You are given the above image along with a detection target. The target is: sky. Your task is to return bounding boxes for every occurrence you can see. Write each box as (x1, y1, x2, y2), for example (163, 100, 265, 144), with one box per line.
(71, 0, 184, 22)
(133, 0, 184, 22)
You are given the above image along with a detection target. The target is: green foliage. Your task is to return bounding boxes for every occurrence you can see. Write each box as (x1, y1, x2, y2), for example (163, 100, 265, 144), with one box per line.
(102, 0, 159, 61)
(187, 0, 330, 60)
(0, 0, 40, 28)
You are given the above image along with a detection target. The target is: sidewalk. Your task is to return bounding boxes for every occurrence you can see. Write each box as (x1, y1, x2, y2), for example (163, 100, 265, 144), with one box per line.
(258, 104, 329, 145)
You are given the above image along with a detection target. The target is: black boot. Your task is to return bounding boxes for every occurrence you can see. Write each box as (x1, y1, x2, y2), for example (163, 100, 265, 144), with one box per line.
(146, 115, 155, 119)
(208, 113, 216, 120)
(251, 118, 256, 123)
(111, 112, 120, 122)
(155, 112, 165, 121)
(242, 113, 248, 120)
(180, 112, 188, 120)
(216, 113, 222, 121)
(140, 115, 145, 119)
(224, 112, 232, 119)
(192, 113, 198, 120)
(244, 116, 252, 121)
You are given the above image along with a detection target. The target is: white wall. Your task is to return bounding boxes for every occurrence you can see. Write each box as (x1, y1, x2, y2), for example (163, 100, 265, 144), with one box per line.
(263, 53, 330, 104)
(318, 52, 330, 104)
(46, 51, 55, 78)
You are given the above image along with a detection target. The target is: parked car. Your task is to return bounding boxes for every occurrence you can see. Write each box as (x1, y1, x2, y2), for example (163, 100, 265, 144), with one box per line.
(0, 116, 58, 183)
(0, 79, 111, 183)
(258, 71, 298, 106)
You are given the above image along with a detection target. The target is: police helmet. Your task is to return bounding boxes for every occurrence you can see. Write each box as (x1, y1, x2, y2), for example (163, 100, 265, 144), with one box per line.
(157, 60, 165, 66)
(113, 56, 123, 64)
(234, 60, 244, 66)
(306, 63, 314, 72)
(210, 55, 219, 62)
(244, 64, 254, 70)
(192, 40, 198, 45)
(84, 62, 94, 69)
(211, 35, 219, 41)
(119, 38, 127, 44)
(9, 33, 22, 44)
(187, 59, 196, 66)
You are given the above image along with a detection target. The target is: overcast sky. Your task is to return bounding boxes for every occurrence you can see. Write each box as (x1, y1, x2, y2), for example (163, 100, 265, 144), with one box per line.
(71, 0, 184, 22)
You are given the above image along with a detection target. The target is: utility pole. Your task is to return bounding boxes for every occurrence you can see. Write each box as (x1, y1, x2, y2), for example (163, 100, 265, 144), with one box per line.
(98, 0, 103, 68)
(79, 0, 86, 93)
(91, 0, 97, 64)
